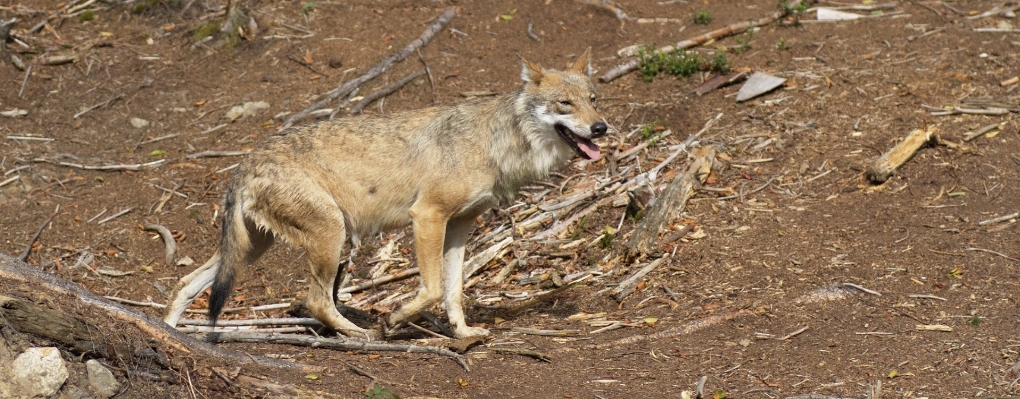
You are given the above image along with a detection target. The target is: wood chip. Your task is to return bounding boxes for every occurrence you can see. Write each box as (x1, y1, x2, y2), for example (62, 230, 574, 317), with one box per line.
(915, 324, 952, 332)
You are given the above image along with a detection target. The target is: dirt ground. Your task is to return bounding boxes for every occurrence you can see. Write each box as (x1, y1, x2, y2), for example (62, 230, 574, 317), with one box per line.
(2, 0, 1020, 397)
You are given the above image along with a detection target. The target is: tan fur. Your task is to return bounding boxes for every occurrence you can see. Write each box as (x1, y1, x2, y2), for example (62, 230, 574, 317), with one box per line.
(163, 48, 607, 340)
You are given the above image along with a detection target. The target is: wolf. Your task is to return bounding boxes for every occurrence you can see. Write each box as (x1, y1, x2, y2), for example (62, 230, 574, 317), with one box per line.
(162, 48, 607, 340)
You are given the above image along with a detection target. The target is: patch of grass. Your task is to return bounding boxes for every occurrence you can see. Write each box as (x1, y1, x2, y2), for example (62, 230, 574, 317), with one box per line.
(694, 10, 712, 25)
(640, 123, 654, 139)
(636, 45, 732, 82)
(733, 25, 754, 53)
(776, 37, 789, 51)
(193, 22, 220, 41)
(363, 383, 398, 398)
(969, 315, 982, 326)
(79, 10, 95, 22)
(302, 2, 316, 13)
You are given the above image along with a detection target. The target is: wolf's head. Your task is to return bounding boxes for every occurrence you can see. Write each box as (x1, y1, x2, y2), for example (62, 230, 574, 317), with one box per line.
(517, 48, 607, 161)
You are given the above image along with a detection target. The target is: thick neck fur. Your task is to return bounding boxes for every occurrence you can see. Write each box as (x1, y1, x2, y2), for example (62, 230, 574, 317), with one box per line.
(482, 86, 573, 200)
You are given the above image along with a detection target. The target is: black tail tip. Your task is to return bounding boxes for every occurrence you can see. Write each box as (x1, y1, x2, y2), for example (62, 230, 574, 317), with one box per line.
(207, 282, 230, 327)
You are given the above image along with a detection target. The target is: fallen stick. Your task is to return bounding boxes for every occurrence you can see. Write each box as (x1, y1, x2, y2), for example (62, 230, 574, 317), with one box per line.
(962, 122, 1002, 142)
(73, 78, 154, 119)
(281, 9, 454, 129)
(866, 127, 935, 184)
(349, 69, 426, 115)
(489, 347, 552, 362)
(929, 106, 1010, 116)
(575, 0, 683, 28)
(202, 331, 469, 370)
(463, 236, 513, 281)
(18, 207, 57, 261)
(186, 150, 251, 159)
(611, 257, 666, 301)
(965, 247, 1020, 262)
(977, 212, 1018, 226)
(177, 326, 309, 334)
(511, 327, 580, 336)
(0, 253, 315, 371)
(96, 207, 133, 225)
(530, 193, 624, 241)
(336, 267, 420, 295)
(29, 0, 88, 32)
(602, 0, 810, 82)
(495, 283, 576, 318)
(36, 158, 166, 171)
(627, 146, 715, 255)
(143, 223, 177, 266)
(777, 325, 809, 340)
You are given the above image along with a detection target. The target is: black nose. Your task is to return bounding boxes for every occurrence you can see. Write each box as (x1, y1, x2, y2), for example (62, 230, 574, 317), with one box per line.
(591, 122, 608, 138)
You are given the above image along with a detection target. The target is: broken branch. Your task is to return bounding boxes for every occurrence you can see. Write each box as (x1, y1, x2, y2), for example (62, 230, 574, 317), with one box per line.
(281, 9, 454, 129)
(866, 127, 935, 184)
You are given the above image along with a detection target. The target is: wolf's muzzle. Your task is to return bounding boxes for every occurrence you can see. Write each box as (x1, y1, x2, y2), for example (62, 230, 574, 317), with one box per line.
(591, 122, 608, 138)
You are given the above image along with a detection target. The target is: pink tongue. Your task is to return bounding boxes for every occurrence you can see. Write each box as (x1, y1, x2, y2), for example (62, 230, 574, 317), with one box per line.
(575, 137, 601, 161)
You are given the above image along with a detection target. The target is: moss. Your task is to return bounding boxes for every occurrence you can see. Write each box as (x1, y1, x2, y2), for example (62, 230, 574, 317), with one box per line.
(79, 10, 95, 22)
(193, 22, 220, 41)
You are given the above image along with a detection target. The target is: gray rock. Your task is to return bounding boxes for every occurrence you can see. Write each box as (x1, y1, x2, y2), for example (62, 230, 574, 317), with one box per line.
(735, 72, 787, 102)
(5, 347, 69, 398)
(86, 360, 120, 398)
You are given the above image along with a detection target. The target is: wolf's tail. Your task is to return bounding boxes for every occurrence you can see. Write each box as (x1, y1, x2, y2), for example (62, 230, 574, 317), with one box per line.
(207, 187, 250, 326)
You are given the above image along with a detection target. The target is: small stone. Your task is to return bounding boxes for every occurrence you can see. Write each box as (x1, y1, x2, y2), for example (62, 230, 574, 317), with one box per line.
(130, 117, 150, 128)
(86, 360, 121, 398)
(8, 347, 69, 398)
(225, 101, 270, 121)
(175, 256, 194, 267)
(328, 59, 343, 69)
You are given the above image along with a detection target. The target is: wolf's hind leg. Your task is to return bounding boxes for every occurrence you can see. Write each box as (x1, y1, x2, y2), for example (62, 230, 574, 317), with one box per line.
(441, 216, 490, 338)
(164, 220, 273, 327)
(302, 209, 376, 340)
(164, 251, 220, 327)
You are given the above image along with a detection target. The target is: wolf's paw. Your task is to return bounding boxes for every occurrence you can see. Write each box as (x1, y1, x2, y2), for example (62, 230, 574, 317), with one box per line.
(453, 325, 491, 339)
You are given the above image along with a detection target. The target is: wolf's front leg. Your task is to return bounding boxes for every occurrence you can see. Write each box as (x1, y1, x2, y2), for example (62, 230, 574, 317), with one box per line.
(388, 204, 448, 327)
(441, 216, 491, 338)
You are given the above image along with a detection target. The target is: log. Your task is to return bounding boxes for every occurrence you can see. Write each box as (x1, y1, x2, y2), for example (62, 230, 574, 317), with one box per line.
(627, 146, 715, 256)
(866, 127, 935, 184)
(0, 253, 316, 372)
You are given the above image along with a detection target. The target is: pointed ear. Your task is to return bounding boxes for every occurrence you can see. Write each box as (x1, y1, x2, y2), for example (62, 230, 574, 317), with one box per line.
(517, 53, 544, 84)
(568, 47, 593, 77)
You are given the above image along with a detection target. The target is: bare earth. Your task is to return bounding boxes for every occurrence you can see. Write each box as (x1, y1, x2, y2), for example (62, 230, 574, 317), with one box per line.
(2, 0, 1020, 398)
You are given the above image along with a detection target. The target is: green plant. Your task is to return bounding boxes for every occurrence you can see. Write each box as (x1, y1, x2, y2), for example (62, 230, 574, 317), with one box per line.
(598, 226, 616, 248)
(363, 383, 398, 398)
(733, 24, 754, 53)
(640, 122, 657, 139)
(969, 315, 983, 326)
(779, 1, 810, 25)
(694, 10, 712, 25)
(79, 10, 95, 21)
(776, 37, 789, 51)
(637, 46, 732, 82)
(709, 52, 731, 73)
(302, 2, 316, 13)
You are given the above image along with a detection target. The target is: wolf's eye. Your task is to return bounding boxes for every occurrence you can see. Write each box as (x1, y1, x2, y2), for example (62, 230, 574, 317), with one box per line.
(558, 100, 572, 107)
